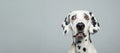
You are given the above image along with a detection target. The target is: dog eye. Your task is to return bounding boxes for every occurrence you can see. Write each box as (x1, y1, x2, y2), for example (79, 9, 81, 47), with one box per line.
(71, 15, 76, 20)
(84, 13, 89, 20)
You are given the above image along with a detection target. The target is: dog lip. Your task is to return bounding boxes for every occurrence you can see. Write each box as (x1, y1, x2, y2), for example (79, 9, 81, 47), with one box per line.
(78, 31, 83, 33)
(73, 32, 86, 38)
(73, 32, 83, 37)
(77, 29, 84, 31)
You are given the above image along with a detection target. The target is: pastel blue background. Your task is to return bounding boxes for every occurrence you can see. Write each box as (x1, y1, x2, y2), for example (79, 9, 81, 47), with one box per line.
(0, 0, 120, 53)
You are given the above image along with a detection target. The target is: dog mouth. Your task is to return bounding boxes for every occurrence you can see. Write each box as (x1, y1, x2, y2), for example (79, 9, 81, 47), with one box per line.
(73, 32, 86, 44)
(73, 32, 86, 38)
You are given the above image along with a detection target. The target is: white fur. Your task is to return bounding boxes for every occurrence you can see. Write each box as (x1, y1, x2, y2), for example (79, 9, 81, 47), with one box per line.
(61, 10, 100, 53)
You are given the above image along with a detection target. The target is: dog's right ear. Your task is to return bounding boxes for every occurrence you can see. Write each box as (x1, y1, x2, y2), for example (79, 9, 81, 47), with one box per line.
(61, 15, 71, 35)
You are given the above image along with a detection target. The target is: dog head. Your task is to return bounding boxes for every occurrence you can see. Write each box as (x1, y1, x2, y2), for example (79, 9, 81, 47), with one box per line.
(61, 10, 100, 38)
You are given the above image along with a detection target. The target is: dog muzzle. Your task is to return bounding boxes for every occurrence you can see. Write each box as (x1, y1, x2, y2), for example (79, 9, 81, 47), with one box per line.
(73, 32, 86, 44)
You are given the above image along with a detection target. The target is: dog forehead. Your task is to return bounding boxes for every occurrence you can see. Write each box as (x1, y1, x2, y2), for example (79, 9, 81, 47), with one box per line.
(69, 10, 90, 18)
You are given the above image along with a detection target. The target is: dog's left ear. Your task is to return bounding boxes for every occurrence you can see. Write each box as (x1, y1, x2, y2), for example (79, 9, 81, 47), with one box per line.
(61, 15, 71, 35)
(89, 12, 100, 34)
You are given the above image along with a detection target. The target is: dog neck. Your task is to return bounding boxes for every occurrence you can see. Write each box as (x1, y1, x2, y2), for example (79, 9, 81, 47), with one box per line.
(73, 34, 91, 45)
(73, 33, 92, 53)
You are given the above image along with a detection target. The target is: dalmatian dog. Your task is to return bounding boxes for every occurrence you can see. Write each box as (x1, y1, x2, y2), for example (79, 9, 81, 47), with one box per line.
(61, 10, 100, 53)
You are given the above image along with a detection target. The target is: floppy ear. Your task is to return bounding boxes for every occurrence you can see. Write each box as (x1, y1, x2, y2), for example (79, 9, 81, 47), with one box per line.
(89, 12, 100, 34)
(61, 15, 71, 35)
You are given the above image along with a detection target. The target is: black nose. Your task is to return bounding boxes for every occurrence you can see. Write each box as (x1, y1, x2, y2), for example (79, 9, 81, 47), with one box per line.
(76, 23, 85, 31)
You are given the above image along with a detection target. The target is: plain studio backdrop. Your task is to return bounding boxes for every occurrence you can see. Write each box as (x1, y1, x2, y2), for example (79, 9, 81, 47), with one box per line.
(0, 0, 120, 53)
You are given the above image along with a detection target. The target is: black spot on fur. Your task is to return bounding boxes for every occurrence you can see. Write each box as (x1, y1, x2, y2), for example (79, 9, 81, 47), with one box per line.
(93, 29, 97, 33)
(83, 47, 86, 52)
(77, 40, 81, 43)
(88, 32, 92, 43)
(61, 24, 64, 30)
(64, 17, 69, 25)
(78, 45, 81, 49)
(91, 17, 96, 27)
(64, 17, 67, 22)
(68, 15, 70, 18)
(89, 38, 92, 43)
(65, 22, 68, 25)
(64, 30, 67, 34)
(89, 12, 92, 16)
(83, 33, 86, 37)
(97, 22, 100, 27)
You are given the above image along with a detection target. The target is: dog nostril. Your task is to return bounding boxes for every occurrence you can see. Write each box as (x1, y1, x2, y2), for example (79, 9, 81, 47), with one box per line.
(76, 23, 85, 30)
